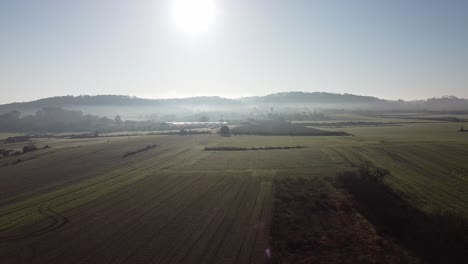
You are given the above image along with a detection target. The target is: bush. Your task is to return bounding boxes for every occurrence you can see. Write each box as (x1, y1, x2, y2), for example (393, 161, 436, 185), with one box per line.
(123, 144, 158, 158)
(179, 129, 188, 136)
(204, 146, 305, 151)
(219, 125, 231, 137)
(336, 170, 359, 186)
(0, 149, 13, 157)
(22, 144, 38, 153)
(336, 164, 468, 263)
(336, 162, 389, 185)
(359, 161, 389, 184)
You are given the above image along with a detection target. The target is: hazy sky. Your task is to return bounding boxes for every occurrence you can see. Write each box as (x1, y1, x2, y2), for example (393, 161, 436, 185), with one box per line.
(0, 0, 467, 103)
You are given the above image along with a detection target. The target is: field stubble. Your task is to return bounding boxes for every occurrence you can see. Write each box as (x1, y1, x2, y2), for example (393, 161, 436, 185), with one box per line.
(0, 124, 467, 263)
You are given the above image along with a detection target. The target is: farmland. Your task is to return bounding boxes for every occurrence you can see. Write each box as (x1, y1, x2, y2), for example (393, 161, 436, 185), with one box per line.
(0, 135, 276, 263)
(0, 118, 467, 263)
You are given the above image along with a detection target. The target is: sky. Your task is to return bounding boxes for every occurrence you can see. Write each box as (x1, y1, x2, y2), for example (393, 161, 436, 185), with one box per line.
(0, 0, 467, 104)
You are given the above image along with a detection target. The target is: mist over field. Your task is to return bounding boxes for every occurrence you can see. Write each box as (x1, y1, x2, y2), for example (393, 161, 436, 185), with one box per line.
(1, 92, 468, 135)
(1, 92, 468, 120)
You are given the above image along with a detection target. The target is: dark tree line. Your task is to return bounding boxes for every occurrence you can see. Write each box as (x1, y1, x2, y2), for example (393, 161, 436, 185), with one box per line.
(0, 108, 118, 133)
(0, 108, 219, 134)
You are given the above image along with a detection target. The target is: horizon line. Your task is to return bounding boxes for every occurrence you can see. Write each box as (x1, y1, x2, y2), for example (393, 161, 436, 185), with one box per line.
(1, 91, 466, 105)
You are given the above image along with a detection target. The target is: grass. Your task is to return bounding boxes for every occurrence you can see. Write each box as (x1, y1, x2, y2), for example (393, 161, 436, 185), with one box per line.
(0, 133, 22, 143)
(231, 120, 349, 136)
(204, 146, 305, 151)
(0, 117, 467, 263)
(336, 169, 468, 263)
(0, 135, 274, 264)
(332, 142, 468, 216)
(326, 122, 468, 142)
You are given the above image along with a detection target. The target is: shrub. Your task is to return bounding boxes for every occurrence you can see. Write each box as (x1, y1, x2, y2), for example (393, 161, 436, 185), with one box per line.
(179, 129, 188, 136)
(123, 144, 158, 158)
(0, 149, 13, 157)
(22, 144, 38, 153)
(359, 161, 389, 184)
(336, 170, 359, 186)
(219, 125, 231, 137)
(336, 164, 468, 263)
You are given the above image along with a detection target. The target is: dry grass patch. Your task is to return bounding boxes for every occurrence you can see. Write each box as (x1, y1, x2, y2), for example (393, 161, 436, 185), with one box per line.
(270, 177, 417, 263)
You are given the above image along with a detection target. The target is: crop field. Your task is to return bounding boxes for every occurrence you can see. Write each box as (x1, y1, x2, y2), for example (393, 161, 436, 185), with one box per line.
(0, 134, 22, 141)
(332, 142, 468, 215)
(0, 135, 277, 264)
(326, 121, 468, 216)
(0, 120, 467, 263)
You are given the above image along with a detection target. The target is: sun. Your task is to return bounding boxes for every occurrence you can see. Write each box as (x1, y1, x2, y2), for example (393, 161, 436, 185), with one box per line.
(172, 0, 217, 35)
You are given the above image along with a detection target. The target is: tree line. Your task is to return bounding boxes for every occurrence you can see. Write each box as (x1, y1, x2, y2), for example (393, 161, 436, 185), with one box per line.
(0, 108, 122, 133)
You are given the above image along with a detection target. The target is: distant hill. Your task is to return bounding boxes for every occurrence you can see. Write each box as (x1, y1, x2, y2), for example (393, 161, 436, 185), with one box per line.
(1, 92, 467, 117)
(0, 95, 242, 118)
(0, 95, 240, 110)
(241, 91, 385, 104)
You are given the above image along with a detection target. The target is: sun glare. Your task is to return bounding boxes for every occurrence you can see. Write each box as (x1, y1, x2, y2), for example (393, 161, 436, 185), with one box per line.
(172, 0, 217, 35)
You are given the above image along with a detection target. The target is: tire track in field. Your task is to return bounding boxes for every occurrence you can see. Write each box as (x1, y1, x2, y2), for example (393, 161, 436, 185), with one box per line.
(0, 148, 193, 238)
(0, 143, 125, 206)
(79, 174, 214, 264)
(33, 174, 197, 264)
(188, 178, 250, 264)
(0, 147, 192, 218)
(364, 147, 467, 209)
(0, 204, 68, 242)
(2, 146, 191, 216)
(150, 177, 243, 264)
(247, 182, 272, 264)
(207, 179, 261, 264)
(233, 181, 264, 264)
(1, 147, 196, 263)
(45, 147, 193, 210)
(330, 147, 357, 167)
(118, 176, 232, 264)
(348, 146, 468, 214)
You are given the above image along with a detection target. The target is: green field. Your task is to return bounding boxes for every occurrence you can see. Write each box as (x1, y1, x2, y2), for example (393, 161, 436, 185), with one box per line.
(0, 119, 467, 263)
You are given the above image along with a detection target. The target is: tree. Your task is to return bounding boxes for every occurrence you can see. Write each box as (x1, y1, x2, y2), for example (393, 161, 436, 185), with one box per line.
(114, 115, 123, 126)
(179, 129, 188, 136)
(199, 116, 209, 122)
(23, 143, 38, 153)
(0, 110, 21, 130)
(219, 125, 231, 137)
(359, 161, 389, 184)
(3, 110, 21, 121)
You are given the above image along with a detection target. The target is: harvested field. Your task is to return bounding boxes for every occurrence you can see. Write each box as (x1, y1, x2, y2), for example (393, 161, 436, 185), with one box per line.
(0, 135, 274, 264)
(332, 142, 468, 216)
(122, 144, 158, 158)
(204, 146, 305, 151)
(0, 119, 467, 263)
(231, 120, 349, 136)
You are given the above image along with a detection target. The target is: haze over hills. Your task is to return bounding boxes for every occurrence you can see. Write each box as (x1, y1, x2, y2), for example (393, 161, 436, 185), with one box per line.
(1, 92, 467, 119)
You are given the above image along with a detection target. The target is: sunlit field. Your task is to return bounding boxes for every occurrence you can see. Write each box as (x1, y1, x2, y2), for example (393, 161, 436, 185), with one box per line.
(1, 117, 467, 263)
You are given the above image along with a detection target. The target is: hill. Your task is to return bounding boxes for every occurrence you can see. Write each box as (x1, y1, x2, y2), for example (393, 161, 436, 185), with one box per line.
(1, 92, 467, 118)
(241, 91, 385, 104)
